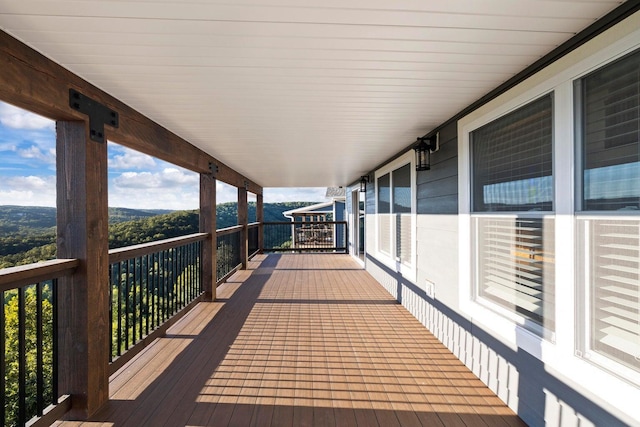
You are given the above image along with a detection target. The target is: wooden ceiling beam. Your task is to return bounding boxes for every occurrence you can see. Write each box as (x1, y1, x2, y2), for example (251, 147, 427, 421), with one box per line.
(0, 30, 262, 195)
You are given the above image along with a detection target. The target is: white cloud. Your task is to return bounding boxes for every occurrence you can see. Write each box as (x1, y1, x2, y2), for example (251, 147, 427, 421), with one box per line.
(108, 145, 156, 170)
(161, 168, 199, 186)
(0, 175, 56, 206)
(0, 141, 17, 151)
(109, 183, 199, 210)
(17, 145, 56, 164)
(0, 103, 54, 130)
(264, 187, 326, 203)
(7, 175, 55, 191)
(216, 181, 238, 204)
(112, 168, 198, 189)
(109, 168, 199, 210)
(113, 171, 159, 188)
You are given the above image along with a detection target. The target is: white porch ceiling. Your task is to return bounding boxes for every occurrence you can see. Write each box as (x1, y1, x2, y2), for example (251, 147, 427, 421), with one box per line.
(0, 0, 625, 188)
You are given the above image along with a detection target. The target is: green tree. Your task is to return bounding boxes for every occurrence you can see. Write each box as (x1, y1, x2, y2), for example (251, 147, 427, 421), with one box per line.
(3, 285, 54, 427)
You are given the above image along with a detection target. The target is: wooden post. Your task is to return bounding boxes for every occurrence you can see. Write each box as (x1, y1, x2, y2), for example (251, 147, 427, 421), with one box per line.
(200, 173, 217, 301)
(238, 186, 248, 269)
(56, 121, 109, 419)
(257, 193, 264, 253)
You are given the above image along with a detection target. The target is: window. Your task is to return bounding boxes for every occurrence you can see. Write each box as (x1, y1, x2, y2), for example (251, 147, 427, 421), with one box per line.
(472, 94, 554, 212)
(375, 154, 415, 275)
(577, 49, 640, 376)
(579, 49, 640, 211)
(471, 94, 555, 336)
(377, 173, 391, 255)
(458, 24, 640, 406)
(393, 164, 412, 264)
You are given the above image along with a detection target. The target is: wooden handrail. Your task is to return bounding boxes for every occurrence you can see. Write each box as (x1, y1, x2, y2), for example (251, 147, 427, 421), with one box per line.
(0, 258, 79, 292)
(108, 233, 209, 264)
(216, 225, 243, 237)
(248, 222, 260, 228)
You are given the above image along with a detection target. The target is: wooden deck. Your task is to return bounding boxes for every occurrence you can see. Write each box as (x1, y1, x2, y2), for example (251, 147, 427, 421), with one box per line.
(55, 254, 525, 427)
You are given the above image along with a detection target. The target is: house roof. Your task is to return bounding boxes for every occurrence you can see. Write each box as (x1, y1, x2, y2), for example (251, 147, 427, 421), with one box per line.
(282, 201, 335, 218)
(325, 187, 346, 199)
(0, 1, 626, 187)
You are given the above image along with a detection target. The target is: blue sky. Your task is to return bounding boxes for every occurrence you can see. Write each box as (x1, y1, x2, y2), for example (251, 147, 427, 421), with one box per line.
(0, 101, 326, 209)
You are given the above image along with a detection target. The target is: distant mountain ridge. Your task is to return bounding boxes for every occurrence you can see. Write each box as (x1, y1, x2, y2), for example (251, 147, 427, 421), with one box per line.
(0, 202, 317, 268)
(0, 205, 174, 232)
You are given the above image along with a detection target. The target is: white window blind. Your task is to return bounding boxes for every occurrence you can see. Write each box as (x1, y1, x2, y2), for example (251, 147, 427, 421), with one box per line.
(577, 48, 640, 374)
(582, 219, 640, 373)
(470, 94, 555, 334)
(393, 164, 412, 265)
(379, 214, 391, 256)
(474, 216, 555, 331)
(377, 173, 391, 255)
(376, 162, 413, 268)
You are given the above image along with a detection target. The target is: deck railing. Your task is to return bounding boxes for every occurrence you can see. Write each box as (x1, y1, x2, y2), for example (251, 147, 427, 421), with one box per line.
(0, 216, 349, 425)
(216, 225, 243, 283)
(0, 259, 78, 427)
(108, 233, 206, 372)
(248, 222, 260, 258)
(263, 221, 348, 253)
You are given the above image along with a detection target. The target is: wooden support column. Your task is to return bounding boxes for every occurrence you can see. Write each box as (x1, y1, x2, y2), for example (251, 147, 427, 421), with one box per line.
(56, 121, 109, 419)
(200, 173, 217, 301)
(238, 186, 248, 269)
(257, 193, 264, 253)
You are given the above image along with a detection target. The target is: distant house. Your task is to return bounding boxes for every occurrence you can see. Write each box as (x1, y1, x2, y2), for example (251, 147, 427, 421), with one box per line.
(282, 187, 346, 250)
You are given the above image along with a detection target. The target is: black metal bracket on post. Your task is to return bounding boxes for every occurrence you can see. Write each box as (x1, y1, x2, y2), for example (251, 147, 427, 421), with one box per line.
(208, 162, 219, 177)
(69, 89, 119, 143)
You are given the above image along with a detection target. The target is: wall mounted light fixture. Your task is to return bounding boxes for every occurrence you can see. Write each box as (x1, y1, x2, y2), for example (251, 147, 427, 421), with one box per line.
(414, 132, 439, 171)
(359, 175, 369, 192)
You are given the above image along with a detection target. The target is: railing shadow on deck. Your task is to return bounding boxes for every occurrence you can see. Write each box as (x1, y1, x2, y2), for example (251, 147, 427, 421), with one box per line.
(67, 253, 526, 427)
(84, 254, 283, 426)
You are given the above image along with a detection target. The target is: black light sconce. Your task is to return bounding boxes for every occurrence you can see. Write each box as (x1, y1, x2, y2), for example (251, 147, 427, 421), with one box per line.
(359, 175, 370, 192)
(414, 132, 439, 171)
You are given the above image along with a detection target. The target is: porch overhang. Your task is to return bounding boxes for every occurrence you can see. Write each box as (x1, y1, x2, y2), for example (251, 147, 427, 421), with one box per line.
(0, 0, 632, 188)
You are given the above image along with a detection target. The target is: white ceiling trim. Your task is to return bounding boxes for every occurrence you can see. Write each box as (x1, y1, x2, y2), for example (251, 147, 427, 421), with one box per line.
(0, 0, 625, 187)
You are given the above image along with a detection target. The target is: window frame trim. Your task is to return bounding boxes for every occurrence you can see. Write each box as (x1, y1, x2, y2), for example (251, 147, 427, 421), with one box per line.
(458, 21, 640, 404)
(373, 150, 417, 281)
(469, 92, 556, 215)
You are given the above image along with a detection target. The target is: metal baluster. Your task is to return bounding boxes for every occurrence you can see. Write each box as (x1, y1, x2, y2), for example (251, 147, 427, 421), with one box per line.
(109, 265, 114, 361)
(125, 259, 130, 351)
(52, 279, 58, 406)
(117, 262, 123, 356)
(132, 257, 137, 345)
(145, 254, 150, 336)
(36, 282, 44, 416)
(18, 286, 26, 426)
(1, 289, 6, 426)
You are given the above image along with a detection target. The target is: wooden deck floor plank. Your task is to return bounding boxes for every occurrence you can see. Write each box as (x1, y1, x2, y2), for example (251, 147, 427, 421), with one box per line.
(56, 254, 523, 427)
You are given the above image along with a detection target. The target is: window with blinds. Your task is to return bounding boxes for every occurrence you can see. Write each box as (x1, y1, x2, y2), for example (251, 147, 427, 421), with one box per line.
(470, 94, 555, 334)
(474, 217, 555, 332)
(580, 49, 640, 211)
(377, 173, 391, 255)
(376, 162, 413, 268)
(578, 48, 640, 375)
(581, 219, 640, 373)
(472, 94, 553, 212)
(393, 164, 412, 264)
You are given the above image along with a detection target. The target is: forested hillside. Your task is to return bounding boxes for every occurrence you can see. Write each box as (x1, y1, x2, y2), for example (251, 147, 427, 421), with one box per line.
(0, 202, 315, 268)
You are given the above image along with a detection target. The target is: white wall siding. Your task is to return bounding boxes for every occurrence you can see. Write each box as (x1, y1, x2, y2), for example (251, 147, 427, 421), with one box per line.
(359, 10, 640, 427)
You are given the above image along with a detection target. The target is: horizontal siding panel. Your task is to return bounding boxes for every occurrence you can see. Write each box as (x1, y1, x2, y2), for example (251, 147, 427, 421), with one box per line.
(418, 174, 458, 199)
(417, 194, 458, 214)
(418, 155, 458, 185)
